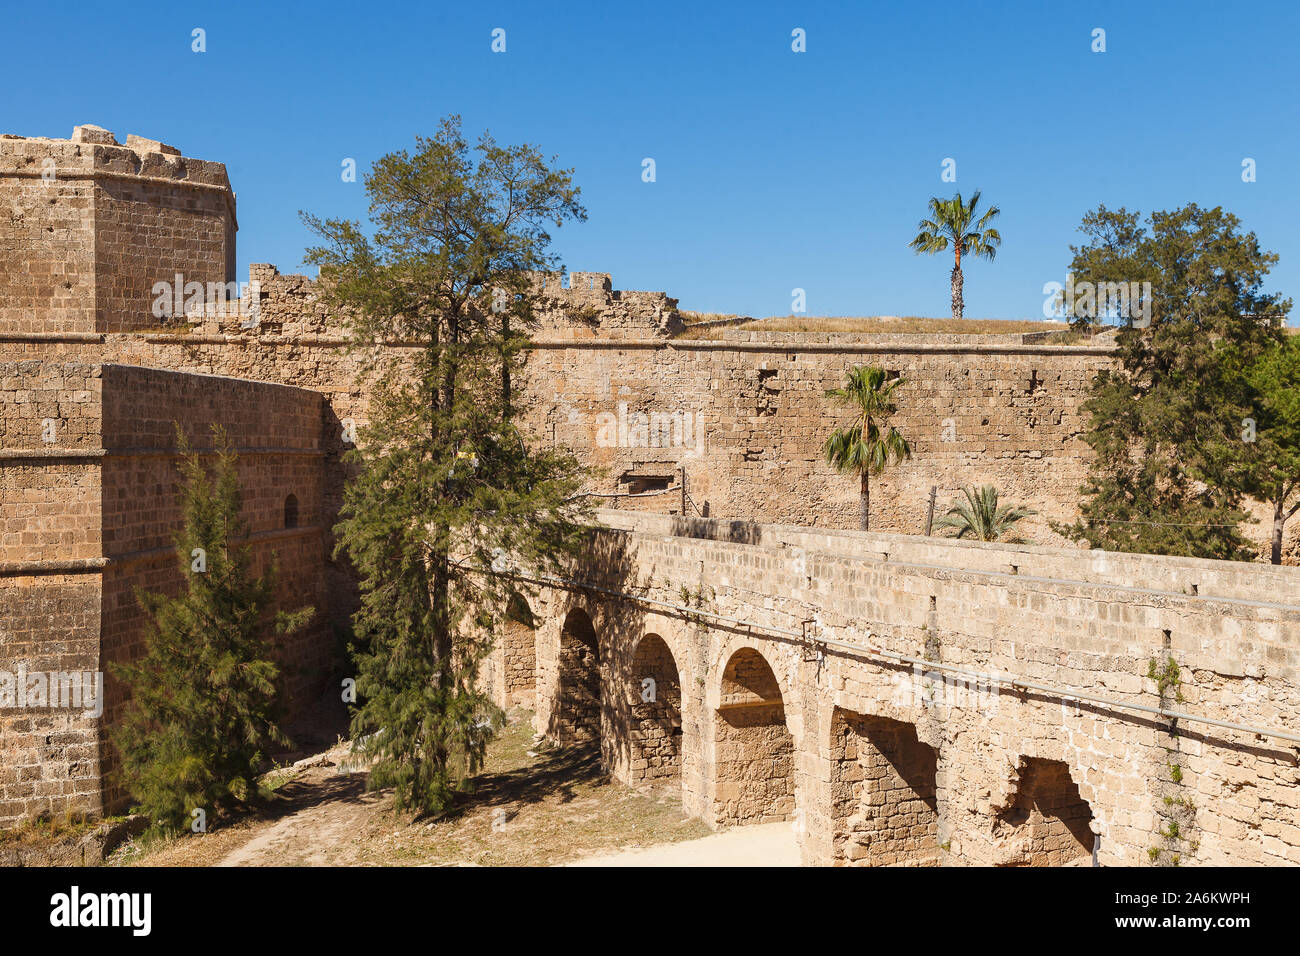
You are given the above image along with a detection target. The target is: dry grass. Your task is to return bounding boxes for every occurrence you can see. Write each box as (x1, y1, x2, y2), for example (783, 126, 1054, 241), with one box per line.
(1031, 328, 1097, 345)
(737, 315, 1069, 335)
(678, 310, 749, 325)
(0, 811, 105, 847)
(109, 710, 710, 867)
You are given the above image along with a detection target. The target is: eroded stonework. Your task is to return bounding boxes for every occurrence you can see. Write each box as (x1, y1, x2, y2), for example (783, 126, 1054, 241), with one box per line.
(3, 128, 1298, 865)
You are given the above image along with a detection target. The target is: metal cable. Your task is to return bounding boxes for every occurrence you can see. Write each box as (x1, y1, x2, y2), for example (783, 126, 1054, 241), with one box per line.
(460, 561, 1300, 747)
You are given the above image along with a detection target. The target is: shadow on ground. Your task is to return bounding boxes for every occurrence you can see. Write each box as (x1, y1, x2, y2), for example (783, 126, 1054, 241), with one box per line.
(460, 742, 605, 815)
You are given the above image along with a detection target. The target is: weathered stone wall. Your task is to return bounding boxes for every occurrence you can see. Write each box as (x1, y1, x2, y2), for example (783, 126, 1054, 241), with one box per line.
(831, 709, 941, 866)
(0, 361, 106, 826)
(626, 634, 682, 784)
(0, 333, 1120, 547)
(524, 271, 684, 340)
(0, 126, 236, 336)
(9, 251, 1295, 561)
(0, 361, 330, 827)
(522, 337, 1113, 545)
(505, 508, 1300, 866)
(0, 574, 103, 829)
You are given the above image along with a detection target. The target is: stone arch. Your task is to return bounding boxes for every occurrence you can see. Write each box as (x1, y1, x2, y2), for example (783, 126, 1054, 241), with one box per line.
(627, 633, 683, 786)
(283, 493, 298, 529)
(829, 707, 939, 866)
(502, 591, 537, 708)
(552, 605, 601, 744)
(713, 646, 795, 825)
(993, 756, 1095, 866)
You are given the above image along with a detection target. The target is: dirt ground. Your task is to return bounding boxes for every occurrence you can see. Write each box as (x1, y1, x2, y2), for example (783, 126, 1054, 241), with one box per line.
(107, 709, 719, 867)
(567, 822, 799, 866)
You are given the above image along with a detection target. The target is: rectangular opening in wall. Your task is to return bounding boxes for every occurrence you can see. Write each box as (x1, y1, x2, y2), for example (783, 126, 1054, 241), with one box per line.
(620, 471, 674, 496)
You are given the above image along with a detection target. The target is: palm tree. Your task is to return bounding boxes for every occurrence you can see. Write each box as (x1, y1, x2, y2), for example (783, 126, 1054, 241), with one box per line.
(909, 190, 1002, 319)
(934, 485, 1037, 543)
(823, 366, 911, 531)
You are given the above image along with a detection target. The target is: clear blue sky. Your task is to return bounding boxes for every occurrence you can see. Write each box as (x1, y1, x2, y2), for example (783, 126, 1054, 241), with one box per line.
(6, 0, 1297, 320)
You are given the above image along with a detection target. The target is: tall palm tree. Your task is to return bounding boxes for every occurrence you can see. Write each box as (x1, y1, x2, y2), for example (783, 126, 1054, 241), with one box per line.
(934, 485, 1037, 543)
(909, 190, 1002, 319)
(823, 366, 911, 531)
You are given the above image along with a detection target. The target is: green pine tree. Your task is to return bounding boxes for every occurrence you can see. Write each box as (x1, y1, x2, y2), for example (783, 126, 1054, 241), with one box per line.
(112, 425, 312, 832)
(303, 115, 590, 815)
(1215, 335, 1300, 564)
(1056, 204, 1291, 559)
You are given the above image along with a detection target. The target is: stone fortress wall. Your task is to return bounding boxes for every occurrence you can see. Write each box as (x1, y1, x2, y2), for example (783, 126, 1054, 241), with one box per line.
(0, 125, 235, 336)
(0, 359, 328, 827)
(1, 127, 1297, 851)
(508, 509, 1300, 866)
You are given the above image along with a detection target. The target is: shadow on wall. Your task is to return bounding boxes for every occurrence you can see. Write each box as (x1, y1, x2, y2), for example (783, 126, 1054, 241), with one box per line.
(992, 757, 1095, 866)
(541, 528, 642, 773)
(830, 707, 939, 866)
(714, 647, 795, 825)
(543, 527, 693, 803)
(321, 400, 360, 637)
(669, 515, 762, 545)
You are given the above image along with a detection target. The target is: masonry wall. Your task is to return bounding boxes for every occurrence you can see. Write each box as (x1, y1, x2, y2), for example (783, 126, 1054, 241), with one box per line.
(95, 366, 330, 810)
(0, 127, 235, 336)
(0, 138, 99, 334)
(9, 251, 1297, 562)
(0, 333, 1119, 542)
(514, 508, 1300, 866)
(0, 359, 107, 826)
(0, 360, 331, 826)
(522, 337, 1114, 543)
(0, 574, 103, 828)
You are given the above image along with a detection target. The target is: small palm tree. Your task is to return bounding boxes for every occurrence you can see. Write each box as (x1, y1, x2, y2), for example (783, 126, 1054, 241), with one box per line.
(824, 366, 911, 531)
(934, 485, 1037, 543)
(909, 190, 1002, 319)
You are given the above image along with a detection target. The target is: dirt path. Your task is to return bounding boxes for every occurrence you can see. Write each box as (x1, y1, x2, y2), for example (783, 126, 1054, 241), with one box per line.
(116, 712, 716, 867)
(217, 768, 379, 867)
(566, 822, 799, 866)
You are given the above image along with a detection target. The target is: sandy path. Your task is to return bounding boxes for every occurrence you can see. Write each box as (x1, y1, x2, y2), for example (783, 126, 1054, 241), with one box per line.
(565, 822, 799, 867)
(216, 764, 380, 867)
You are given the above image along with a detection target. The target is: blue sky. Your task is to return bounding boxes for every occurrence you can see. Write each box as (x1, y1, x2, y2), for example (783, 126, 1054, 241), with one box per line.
(6, 0, 1298, 320)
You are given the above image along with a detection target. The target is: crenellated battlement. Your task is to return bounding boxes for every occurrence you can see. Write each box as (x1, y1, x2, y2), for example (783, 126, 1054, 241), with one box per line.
(176, 264, 684, 340)
(0, 125, 236, 336)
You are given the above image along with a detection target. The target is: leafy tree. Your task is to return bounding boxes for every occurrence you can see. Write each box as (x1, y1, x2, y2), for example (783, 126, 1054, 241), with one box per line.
(1220, 335, 1300, 564)
(112, 425, 311, 832)
(302, 116, 589, 815)
(1058, 203, 1291, 559)
(934, 485, 1037, 543)
(824, 366, 911, 531)
(1059, 204, 1154, 330)
(908, 190, 1002, 319)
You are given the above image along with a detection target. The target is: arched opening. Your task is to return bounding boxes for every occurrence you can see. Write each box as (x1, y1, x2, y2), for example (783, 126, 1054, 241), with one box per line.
(554, 607, 601, 744)
(714, 647, 794, 825)
(502, 592, 536, 708)
(830, 708, 939, 866)
(284, 493, 299, 529)
(628, 634, 682, 786)
(994, 757, 1095, 866)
